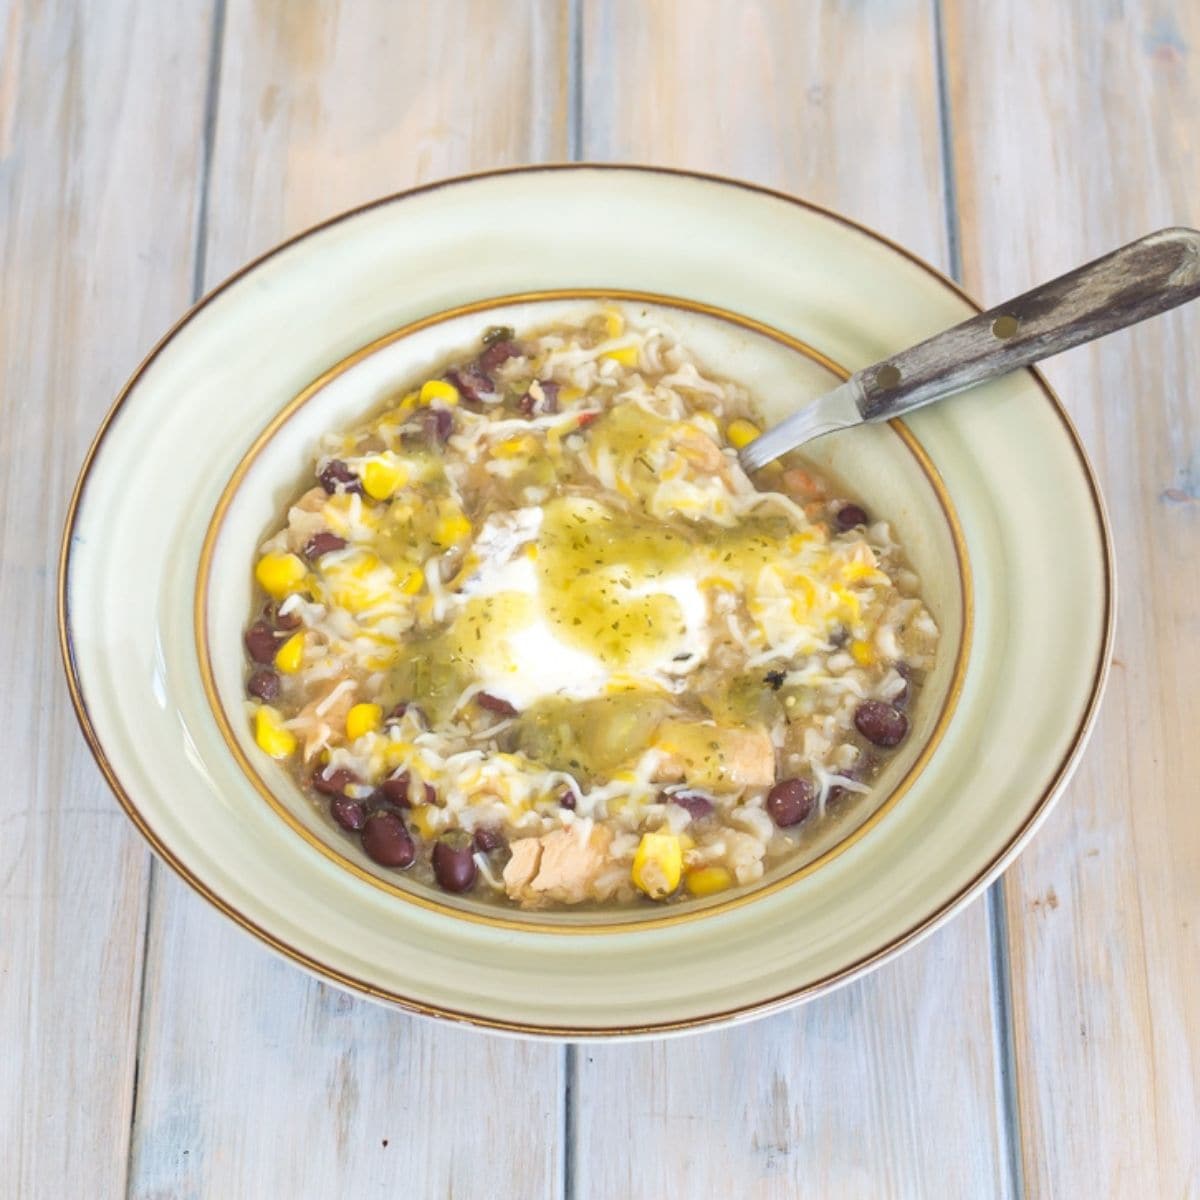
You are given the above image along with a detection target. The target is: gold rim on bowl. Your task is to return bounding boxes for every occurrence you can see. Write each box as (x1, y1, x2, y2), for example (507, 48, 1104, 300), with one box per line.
(195, 288, 974, 935)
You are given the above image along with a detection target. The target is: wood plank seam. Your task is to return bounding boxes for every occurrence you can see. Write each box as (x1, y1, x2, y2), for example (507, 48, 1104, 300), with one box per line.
(567, 0, 583, 162)
(932, 2, 1025, 1196)
(190, 0, 229, 304)
(123, 3, 228, 1195)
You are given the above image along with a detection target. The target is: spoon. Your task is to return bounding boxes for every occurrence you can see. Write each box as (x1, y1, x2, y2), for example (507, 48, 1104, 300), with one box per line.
(737, 227, 1200, 472)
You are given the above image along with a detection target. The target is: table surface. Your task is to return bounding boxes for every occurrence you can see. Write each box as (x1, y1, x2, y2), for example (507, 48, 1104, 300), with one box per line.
(4, 2, 1198, 1196)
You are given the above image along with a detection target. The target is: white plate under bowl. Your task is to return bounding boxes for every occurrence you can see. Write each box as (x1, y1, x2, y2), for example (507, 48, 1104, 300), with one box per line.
(60, 166, 1113, 1037)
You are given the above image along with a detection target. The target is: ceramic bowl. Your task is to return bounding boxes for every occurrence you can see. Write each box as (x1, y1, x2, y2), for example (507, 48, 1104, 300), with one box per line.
(60, 166, 1113, 1036)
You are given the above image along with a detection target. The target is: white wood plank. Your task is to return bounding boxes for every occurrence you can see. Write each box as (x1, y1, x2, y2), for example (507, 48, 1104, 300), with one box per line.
(573, 4, 1011, 1197)
(0, 1, 214, 1196)
(944, 1, 1200, 1193)
(126, 4, 568, 1198)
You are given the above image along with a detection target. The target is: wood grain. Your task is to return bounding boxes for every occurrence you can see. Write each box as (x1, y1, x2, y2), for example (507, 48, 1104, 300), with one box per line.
(0, 2, 214, 1197)
(574, 4, 1011, 1196)
(10, 0, 1198, 1194)
(944, 2, 1200, 1194)
(125, 4, 567, 1199)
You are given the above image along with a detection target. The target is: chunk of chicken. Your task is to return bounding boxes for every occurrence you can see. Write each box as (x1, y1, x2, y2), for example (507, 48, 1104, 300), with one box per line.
(294, 678, 357, 762)
(652, 720, 775, 791)
(667, 424, 727, 474)
(285, 486, 331, 554)
(503, 823, 614, 907)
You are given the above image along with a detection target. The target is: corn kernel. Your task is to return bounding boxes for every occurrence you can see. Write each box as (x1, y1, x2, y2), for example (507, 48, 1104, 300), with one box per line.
(849, 638, 875, 666)
(384, 741, 412, 767)
(254, 706, 296, 759)
(493, 435, 536, 459)
(726, 418, 761, 449)
(274, 632, 305, 674)
(631, 832, 683, 900)
(603, 309, 625, 339)
(361, 456, 408, 501)
(433, 506, 472, 548)
(419, 379, 459, 407)
(685, 865, 734, 897)
(255, 552, 306, 598)
(834, 586, 861, 621)
(399, 566, 425, 595)
(346, 702, 382, 740)
(410, 804, 439, 839)
(601, 345, 638, 367)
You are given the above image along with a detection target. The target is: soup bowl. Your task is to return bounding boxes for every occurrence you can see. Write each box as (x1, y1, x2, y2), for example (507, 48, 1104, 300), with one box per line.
(61, 166, 1112, 1035)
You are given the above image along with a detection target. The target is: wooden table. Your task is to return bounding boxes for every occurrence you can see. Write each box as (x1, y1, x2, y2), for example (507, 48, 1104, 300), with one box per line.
(4, 3, 1197, 1196)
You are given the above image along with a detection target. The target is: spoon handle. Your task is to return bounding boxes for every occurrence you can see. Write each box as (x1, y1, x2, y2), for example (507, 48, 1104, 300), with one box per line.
(855, 227, 1200, 423)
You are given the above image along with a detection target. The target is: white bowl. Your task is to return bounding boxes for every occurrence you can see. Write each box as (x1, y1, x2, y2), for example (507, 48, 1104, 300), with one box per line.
(200, 294, 969, 930)
(60, 166, 1112, 1036)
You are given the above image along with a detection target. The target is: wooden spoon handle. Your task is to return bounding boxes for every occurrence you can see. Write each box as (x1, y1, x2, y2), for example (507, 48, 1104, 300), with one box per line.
(855, 227, 1200, 422)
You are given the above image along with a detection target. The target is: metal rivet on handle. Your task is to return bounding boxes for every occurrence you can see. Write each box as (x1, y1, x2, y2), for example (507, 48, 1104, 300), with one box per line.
(992, 314, 1019, 339)
(875, 364, 901, 389)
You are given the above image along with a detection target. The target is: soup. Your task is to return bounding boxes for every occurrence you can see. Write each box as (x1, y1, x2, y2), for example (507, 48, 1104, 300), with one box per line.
(243, 311, 938, 908)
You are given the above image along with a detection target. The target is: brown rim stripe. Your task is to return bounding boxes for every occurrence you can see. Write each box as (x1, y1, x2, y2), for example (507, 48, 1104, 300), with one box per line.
(195, 289, 974, 935)
(58, 164, 1114, 1037)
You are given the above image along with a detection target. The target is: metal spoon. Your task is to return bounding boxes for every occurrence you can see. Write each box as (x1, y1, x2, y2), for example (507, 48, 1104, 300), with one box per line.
(737, 227, 1200, 473)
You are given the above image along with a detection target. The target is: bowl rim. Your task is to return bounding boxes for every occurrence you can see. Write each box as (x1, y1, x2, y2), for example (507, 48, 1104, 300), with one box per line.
(58, 163, 1115, 1035)
(195, 287, 975, 934)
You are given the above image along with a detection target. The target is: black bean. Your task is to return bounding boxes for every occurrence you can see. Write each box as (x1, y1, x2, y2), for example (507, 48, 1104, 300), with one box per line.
(763, 670, 786, 691)
(557, 789, 577, 811)
(244, 621, 280, 664)
(246, 669, 280, 701)
(445, 366, 493, 405)
(274, 606, 302, 631)
(854, 700, 908, 748)
(829, 754, 877, 806)
(319, 459, 363, 495)
(432, 838, 478, 893)
(379, 773, 412, 808)
(304, 531, 346, 559)
(479, 339, 520, 371)
(836, 503, 869, 530)
(670, 792, 714, 822)
(473, 826, 507, 854)
(766, 778, 815, 827)
(476, 692, 518, 717)
(313, 766, 357, 797)
(361, 811, 415, 868)
(421, 407, 454, 443)
(330, 796, 367, 831)
(519, 379, 560, 416)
